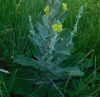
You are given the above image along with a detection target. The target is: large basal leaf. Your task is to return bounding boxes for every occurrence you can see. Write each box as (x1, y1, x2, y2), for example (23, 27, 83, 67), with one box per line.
(51, 66, 84, 77)
(13, 55, 42, 69)
(2, 68, 50, 97)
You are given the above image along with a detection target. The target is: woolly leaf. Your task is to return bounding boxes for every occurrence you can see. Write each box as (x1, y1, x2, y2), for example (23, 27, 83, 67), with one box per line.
(54, 0, 60, 8)
(66, 67, 84, 76)
(55, 32, 74, 51)
(28, 35, 42, 47)
(51, 67, 84, 77)
(49, 34, 58, 53)
(54, 50, 71, 55)
(48, 2, 61, 20)
(14, 55, 42, 69)
(42, 16, 50, 30)
(54, 55, 67, 67)
(36, 21, 48, 39)
(58, 9, 68, 23)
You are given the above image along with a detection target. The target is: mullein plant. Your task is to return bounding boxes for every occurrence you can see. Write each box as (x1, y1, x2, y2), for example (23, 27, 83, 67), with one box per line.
(29, 0, 84, 76)
(14, 0, 83, 96)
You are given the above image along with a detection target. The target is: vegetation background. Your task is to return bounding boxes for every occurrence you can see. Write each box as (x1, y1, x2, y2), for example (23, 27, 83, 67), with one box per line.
(0, 0, 100, 97)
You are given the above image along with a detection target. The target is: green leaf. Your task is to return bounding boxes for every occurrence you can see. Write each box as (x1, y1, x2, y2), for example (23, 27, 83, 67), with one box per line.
(42, 17, 50, 30)
(54, 0, 60, 8)
(28, 35, 42, 47)
(55, 50, 70, 55)
(51, 66, 84, 77)
(54, 54, 68, 66)
(36, 21, 48, 39)
(48, 2, 61, 20)
(55, 32, 74, 52)
(2, 68, 50, 97)
(26, 46, 38, 57)
(58, 9, 68, 23)
(66, 67, 84, 76)
(13, 55, 42, 69)
(46, 0, 52, 8)
(54, 50, 71, 55)
(58, 28, 68, 38)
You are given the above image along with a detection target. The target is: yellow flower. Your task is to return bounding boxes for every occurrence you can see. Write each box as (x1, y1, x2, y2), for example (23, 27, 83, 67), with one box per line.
(62, 3, 67, 11)
(52, 23, 63, 32)
(44, 5, 51, 16)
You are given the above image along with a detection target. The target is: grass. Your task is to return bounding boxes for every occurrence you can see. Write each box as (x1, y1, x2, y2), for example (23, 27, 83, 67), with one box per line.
(0, 0, 44, 56)
(0, 0, 100, 96)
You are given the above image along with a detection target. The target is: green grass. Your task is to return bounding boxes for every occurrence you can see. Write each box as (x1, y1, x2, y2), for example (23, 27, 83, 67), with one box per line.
(0, 0, 100, 97)
(0, 0, 44, 57)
